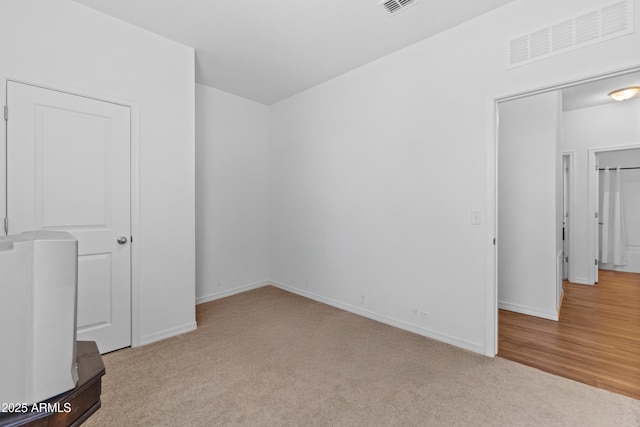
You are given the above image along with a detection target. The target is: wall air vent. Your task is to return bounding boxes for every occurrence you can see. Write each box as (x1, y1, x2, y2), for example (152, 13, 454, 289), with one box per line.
(507, 0, 633, 69)
(378, 0, 418, 16)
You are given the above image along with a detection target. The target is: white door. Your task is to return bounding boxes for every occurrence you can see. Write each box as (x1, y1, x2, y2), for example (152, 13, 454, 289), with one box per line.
(594, 160, 600, 283)
(562, 155, 569, 280)
(6, 81, 131, 354)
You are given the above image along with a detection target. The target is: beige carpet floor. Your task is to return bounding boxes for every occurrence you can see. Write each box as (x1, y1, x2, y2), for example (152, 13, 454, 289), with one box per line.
(84, 286, 640, 426)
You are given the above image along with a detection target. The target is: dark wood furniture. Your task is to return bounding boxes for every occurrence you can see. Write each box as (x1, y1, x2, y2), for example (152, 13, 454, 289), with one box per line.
(0, 341, 105, 427)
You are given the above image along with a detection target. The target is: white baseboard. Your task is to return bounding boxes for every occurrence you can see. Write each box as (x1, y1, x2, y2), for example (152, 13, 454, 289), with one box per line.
(498, 301, 558, 321)
(196, 280, 271, 305)
(271, 281, 484, 355)
(137, 280, 272, 347)
(138, 321, 198, 347)
(568, 278, 592, 285)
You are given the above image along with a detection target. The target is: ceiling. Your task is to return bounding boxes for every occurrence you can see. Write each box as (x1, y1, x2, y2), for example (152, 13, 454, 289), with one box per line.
(73, 0, 516, 105)
(562, 71, 640, 111)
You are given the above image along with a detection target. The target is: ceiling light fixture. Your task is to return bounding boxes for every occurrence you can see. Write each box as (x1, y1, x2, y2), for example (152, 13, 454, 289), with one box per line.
(608, 86, 640, 101)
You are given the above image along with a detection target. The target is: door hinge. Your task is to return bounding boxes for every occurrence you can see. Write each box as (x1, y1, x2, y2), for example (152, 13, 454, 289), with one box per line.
(493, 237, 496, 245)
(3, 105, 7, 121)
(130, 235, 133, 243)
(595, 259, 598, 265)
(595, 212, 598, 219)
(3, 217, 7, 235)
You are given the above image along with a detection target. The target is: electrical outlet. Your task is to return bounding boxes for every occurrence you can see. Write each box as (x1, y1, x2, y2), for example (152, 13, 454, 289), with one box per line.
(413, 309, 427, 321)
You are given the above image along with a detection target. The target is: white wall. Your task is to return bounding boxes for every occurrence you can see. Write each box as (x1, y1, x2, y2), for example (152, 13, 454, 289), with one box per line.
(0, 0, 196, 345)
(564, 102, 640, 277)
(268, 0, 640, 355)
(498, 92, 562, 320)
(195, 84, 270, 302)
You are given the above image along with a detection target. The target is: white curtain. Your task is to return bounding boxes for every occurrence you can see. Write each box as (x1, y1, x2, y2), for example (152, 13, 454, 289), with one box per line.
(600, 167, 628, 266)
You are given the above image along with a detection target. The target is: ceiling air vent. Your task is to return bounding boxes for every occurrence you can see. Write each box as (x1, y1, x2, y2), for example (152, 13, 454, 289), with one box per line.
(378, 0, 418, 16)
(507, 0, 633, 69)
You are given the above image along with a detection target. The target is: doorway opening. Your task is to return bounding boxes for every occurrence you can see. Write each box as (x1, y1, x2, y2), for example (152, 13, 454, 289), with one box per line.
(591, 146, 640, 279)
(2, 78, 138, 354)
(493, 67, 640, 398)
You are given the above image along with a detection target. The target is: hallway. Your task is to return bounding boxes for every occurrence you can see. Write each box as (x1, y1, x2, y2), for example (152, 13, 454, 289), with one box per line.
(498, 270, 640, 400)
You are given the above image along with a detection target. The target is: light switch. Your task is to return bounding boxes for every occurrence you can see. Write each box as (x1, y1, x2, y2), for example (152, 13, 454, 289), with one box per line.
(471, 210, 482, 225)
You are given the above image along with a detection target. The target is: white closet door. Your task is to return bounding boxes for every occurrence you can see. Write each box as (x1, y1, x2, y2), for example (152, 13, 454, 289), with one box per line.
(7, 81, 131, 354)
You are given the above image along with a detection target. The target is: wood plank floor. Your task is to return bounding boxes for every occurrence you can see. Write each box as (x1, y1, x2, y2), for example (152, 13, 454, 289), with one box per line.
(498, 270, 640, 400)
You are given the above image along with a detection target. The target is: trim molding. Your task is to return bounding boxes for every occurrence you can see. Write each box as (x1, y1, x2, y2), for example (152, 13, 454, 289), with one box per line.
(196, 280, 271, 305)
(562, 150, 576, 284)
(498, 301, 559, 321)
(139, 321, 197, 347)
(588, 144, 640, 285)
(271, 281, 484, 355)
(570, 278, 592, 285)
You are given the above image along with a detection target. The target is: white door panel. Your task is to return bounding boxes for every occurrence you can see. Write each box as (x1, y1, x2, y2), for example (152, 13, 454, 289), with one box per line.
(7, 81, 131, 353)
(595, 160, 600, 283)
(78, 254, 113, 329)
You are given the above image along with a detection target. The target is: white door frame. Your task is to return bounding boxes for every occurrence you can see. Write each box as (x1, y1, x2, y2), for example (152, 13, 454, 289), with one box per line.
(588, 144, 640, 284)
(1, 71, 143, 348)
(486, 64, 640, 357)
(562, 151, 575, 283)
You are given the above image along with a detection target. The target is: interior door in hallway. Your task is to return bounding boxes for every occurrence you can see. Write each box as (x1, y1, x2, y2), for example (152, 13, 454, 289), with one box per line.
(594, 159, 600, 283)
(6, 81, 131, 354)
(562, 154, 570, 281)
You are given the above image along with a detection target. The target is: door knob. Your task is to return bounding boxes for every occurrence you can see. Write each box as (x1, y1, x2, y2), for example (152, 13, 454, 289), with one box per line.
(117, 236, 128, 245)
